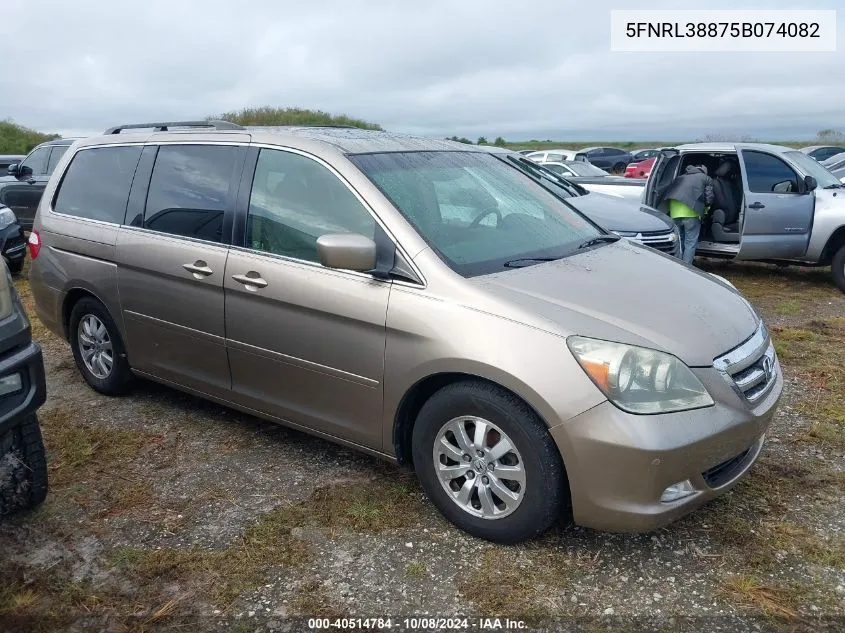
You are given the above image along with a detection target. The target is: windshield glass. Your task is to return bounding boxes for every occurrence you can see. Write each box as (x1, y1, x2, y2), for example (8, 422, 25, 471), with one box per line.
(565, 162, 609, 177)
(785, 151, 842, 188)
(350, 151, 602, 277)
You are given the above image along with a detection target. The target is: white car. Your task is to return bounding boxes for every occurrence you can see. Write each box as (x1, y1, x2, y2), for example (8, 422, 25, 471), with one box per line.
(525, 149, 587, 163)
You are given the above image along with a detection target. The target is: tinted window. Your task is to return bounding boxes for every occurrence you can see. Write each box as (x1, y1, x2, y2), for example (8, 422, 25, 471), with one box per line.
(814, 147, 845, 161)
(604, 148, 624, 156)
(247, 149, 375, 262)
(743, 151, 799, 193)
(47, 146, 69, 175)
(142, 145, 238, 242)
(53, 146, 142, 222)
(20, 146, 50, 175)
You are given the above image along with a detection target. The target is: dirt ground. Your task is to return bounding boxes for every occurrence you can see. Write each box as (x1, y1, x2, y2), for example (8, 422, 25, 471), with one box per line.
(1, 259, 844, 633)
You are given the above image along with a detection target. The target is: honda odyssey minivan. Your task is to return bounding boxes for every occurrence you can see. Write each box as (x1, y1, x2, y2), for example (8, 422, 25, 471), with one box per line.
(29, 121, 782, 543)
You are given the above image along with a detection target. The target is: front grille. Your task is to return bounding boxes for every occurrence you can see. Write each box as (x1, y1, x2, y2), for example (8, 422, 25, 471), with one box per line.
(631, 229, 679, 256)
(713, 324, 778, 405)
(702, 446, 752, 488)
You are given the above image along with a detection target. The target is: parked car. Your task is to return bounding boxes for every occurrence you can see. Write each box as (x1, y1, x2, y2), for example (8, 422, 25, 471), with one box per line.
(630, 149, 660, 162)
(536, 161, 646, 200)
(525, 149, 584, 163)
(0, 138, 76, 231)
(625, 157, 656, 179)
(0, 156, 25, 172)
(516, 150, 536, 156)
(0, 261, 48, 517)
(647, 143, 845, 291)
(821, 152, 845, 171)
(574, 147, 635, 174)
(0, 205, 27, 274)
(30, 120, 781, 543)
(799, 145, 845, 162)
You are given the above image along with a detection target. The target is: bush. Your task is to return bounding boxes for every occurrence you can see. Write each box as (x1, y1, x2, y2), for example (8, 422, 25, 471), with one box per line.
(216, 107, 382, 130)
(493, 137, 507, 146)
(0, 120, 59, 154)
(477, 136, 488, 145)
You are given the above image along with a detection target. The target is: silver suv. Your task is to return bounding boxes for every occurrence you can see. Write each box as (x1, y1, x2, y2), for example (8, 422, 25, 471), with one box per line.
(29, 121, 782, 542)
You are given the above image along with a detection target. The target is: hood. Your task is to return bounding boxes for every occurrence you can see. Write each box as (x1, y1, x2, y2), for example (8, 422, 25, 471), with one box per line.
(685, 165, 708, 176)
(566, 192, 673, 233)
(471, 239, 759, 367)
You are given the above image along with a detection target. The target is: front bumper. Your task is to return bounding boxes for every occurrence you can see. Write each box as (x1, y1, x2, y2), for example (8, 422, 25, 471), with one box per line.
(0, 224, 26, 266)
(550, 363, 783, 532)
(0, 341, 46, 436)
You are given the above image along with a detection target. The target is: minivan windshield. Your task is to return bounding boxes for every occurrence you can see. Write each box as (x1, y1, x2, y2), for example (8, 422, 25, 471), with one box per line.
(785, 151, 842, 188)
(350, 151, 603, 277)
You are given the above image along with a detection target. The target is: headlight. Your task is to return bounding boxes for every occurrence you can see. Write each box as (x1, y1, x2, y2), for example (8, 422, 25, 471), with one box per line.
(567, 337, 714, 414)
(0, 206, 15, 229)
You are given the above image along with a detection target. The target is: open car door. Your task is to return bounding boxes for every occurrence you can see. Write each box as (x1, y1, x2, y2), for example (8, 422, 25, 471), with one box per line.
(736, 149, 814, 260)
(643, 148, 680, 209)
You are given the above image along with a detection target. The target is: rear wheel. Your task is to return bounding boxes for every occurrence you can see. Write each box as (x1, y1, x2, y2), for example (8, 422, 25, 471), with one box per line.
(69, 297, 132, 395)
(832, 245, 845, 293)
(412, 380, 569, 543)
(612, 162, 626, 174)
(0, 415, 48, 516)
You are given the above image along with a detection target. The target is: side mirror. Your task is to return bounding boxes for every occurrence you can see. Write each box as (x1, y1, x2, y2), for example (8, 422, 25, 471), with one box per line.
(803, 175, 818, 193)
(317, 233, 377, 272)
(17, 165, 33, 179)
(6, 164, 19, 177)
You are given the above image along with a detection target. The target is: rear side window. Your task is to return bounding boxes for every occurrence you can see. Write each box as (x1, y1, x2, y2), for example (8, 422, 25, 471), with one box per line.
(53, 146, 143, 222)
(142, 145, 238, 242)
(47, 145, 69, 175)
(742, 151, 799, 193)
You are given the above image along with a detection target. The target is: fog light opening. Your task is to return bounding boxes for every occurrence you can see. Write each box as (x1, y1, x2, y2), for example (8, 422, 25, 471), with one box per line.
(660, 480, 696, 503)
(0, 373, 23, 396)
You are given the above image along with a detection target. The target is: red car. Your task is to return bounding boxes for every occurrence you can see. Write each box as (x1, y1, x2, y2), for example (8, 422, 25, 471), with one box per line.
(625, 157, 655, 179)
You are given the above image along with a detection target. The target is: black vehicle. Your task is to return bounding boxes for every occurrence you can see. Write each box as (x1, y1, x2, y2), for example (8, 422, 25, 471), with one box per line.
(0, 155, 25, 172)
(0, 261, 47, 517)
(0, 138, 76, 231)
(0, 205, 26, 275)
(575, 147, 635, 173)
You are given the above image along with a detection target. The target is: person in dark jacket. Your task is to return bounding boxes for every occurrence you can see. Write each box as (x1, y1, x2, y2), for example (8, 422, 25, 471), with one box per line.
(663, 165, 714, 264)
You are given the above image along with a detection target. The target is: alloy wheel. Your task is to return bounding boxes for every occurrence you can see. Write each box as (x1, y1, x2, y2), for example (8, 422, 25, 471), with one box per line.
(77, 314, 113, 379)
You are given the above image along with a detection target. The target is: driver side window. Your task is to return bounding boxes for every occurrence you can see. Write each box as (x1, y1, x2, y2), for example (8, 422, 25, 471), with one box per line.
(20, 146, 50, 176)
(743, 151, 799, 194)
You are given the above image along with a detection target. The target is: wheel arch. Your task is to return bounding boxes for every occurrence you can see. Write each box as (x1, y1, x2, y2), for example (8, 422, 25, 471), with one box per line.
(61, 286, 111, 341)
(819, 225, 845, 265)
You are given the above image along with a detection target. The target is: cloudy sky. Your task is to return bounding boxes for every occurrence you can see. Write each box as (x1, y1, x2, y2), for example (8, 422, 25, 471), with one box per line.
(1, 0, 842, 141)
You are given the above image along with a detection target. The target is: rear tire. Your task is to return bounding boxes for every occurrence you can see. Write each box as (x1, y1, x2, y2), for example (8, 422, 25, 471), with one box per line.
(612, 162, 626, 174)
(832, 245, 845, 293)
(412, 380, 569, 544)
(69, 297, 132, 395)
(0, 415, 48, 516)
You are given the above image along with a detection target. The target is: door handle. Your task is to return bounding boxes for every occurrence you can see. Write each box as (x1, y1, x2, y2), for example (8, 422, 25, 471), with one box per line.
(232, 272, 268, 290)
(183, 261, 213, 279)
(748, 202, 766, 209)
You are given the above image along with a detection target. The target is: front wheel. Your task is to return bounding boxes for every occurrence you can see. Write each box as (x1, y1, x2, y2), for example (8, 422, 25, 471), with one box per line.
(412, 381, 569, 543)
(832, 245, 845, 293)
(0, 415, 48, 516)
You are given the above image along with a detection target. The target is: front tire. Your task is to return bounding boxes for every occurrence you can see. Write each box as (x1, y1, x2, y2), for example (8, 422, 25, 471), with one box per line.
(412, 381, 569, 544)
(0, 415, 48, 516)
(832, 245, 845, 293)
(69, 297, 132, 395)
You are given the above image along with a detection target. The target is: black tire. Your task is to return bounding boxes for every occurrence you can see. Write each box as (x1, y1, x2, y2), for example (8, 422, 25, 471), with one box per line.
(412, 380, 570, 544)
(832, 245, 845, 293)
(612, 162, 626, 174)
(69, 297, 132, 395)
(0, 415, 48, 516)
(7, 259, 23, 275)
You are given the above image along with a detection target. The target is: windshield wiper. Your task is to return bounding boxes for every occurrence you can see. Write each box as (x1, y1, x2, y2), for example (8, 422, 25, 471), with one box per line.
(823, 183, 842, 189)
(503, 256, 563, 268)
(577, 235, 621, 250)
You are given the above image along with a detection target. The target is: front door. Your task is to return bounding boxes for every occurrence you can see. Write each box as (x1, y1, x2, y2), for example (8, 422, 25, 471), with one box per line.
(737, 150, 814, 260)
(1, 145, 51, 230)
(643, 149, 680, 209)
(225, 146, 389, 449)
(116, 143, 245, 396)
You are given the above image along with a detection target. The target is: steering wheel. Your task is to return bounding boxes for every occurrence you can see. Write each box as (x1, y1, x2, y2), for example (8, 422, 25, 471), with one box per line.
(469, 208, 503, 228)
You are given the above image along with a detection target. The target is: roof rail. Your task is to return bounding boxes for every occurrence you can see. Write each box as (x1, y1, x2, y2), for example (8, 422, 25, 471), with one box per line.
(103, 120, 245, 134)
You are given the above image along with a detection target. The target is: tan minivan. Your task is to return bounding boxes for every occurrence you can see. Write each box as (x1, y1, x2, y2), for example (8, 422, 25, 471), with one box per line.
(29, 121, 782, 543)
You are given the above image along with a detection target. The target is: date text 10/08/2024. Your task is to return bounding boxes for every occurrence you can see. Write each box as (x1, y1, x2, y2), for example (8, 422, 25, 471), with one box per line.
(307, 618, 528, 630)
(625, 22, 820, 39)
